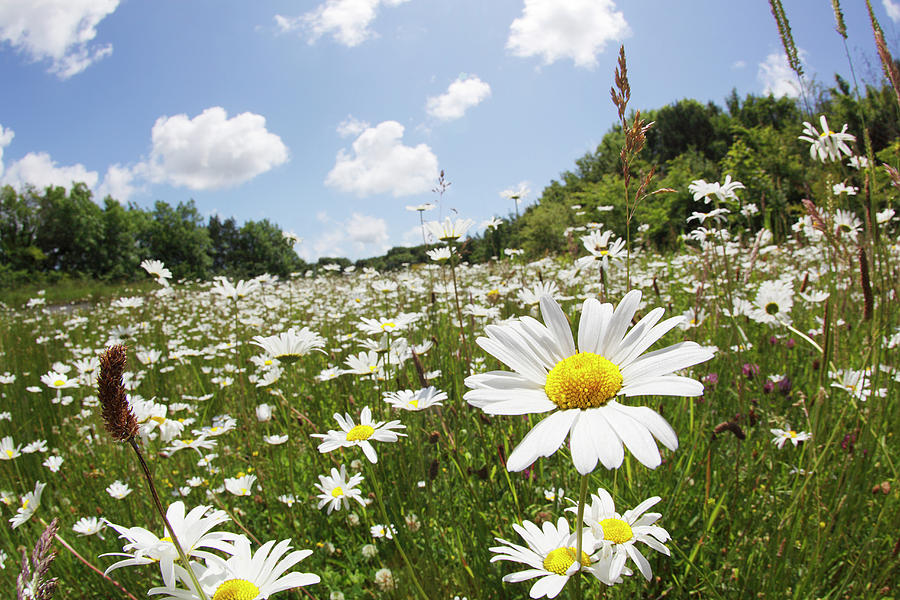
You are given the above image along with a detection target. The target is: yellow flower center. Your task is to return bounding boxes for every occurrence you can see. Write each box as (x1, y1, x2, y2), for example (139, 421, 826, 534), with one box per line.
(544, 352, 623, 409)
(5, 449, 13, 458)
(160, 536, 172, 543)
(542, 547, 590, 576)
(381, 322, 396, 331)
(600, 518, 633, 544)
(347, 424, 375, 441)
(409, 399, 419, 408)
(764, 302, 780, 315)
(331, 486, 344, 497)
(212, 578, 260, 600)
(150, 416, 166, 424)
(53, 379, 65, 387)
(788, 431, 797, 438)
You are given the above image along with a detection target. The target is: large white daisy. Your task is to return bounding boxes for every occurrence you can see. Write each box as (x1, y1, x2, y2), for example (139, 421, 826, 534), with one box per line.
(464, 290, 714, 475)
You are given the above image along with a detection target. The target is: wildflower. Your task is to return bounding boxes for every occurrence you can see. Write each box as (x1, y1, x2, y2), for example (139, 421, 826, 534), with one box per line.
(576, 230, 626, 270)
(424, 217, 475, 242)
(833, 209, 861, 242)
(404, 513, 421, 532)
(0, 436, 21, 460)
(40, 370, 78, 390)
(104, 502, 241, 588)
(688, 175, 744, 203)
(278, 494, 296, 507)
(141, 259, 173, 284)
(370, 524, 396, 540)
(489, 516, 598, 598)
(847, 155, 868, 169)
(147, 536, 319, 599)
(73, 516, 106, 538)
(224, 474, 257, 496)
(312, 407, 406, 464)
(405, 203, 435, 212)
(264, 434, 289, 446)
(771, 428, 811, 448)
(832, 182, 858, 195)
(427, 247, 452, 261)
(571, 488, 671, 583)
(211, 276, 259, 300)
(465, 291, 714, 475)
(383, 386, 447, 411)
(343, 350, 383, 377)
(831, 368, 883, 401)
(256, 403, 273, 422)
(250, 327, 325, 364)
(42, 456, 63, 472)
(163, 436, 217, 456)
(106, 480, 132, 499)
(799, 115, 855, 162)
(10, 481, 46, 529)
(22, 439, 48, 454)
(314, 465, 365, 514)
(749, 280, 793, 326)
(876, 208, 895, 224)
(518, 280, 561, 306)
(374, 567, 396, 591)
(358, 313, 418, 335)
(361, 543, 378, 558)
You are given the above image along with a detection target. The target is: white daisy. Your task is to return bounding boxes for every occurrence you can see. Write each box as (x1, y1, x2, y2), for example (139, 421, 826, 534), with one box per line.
(570, 488, 671, 583)
(749, 280, 794, 326)
(489, 516, 602, 598)
(799, 115, 855, 162)
(224, 474, 257, 496)
(311, 406, 406, 464)
(465, 291, 714, 475)
(314, 465, 365, 514)
(250, 327, 325, 364)
(0, 436, 21, 460)
(382, 386, 447, 411)
(9, 481, 45, 529)
(148, 536, 319, 600)
(770, 428, 811, 449)
(73, 516, 107, 538)
(106, 480, 132, 499)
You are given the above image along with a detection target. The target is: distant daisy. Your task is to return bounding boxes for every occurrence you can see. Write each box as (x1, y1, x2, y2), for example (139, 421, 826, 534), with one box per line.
(314, 465, 365, 514)
(73, 516, 107, 538)
(264, 434, 289, 445)
(311, 407, 406, 464)
(224, 474, 257, 496)
(0, 436, 21, 460)
(42, 456, 63, 472)
(383, 386, 447, 411)
(799, 115, 855, 162)
(465, 291, 714, 475)
(10, 481, 46, 529)
(250, 327, 325, 364)
(106, 480, 132, 499)
(771, 427, 811, 448)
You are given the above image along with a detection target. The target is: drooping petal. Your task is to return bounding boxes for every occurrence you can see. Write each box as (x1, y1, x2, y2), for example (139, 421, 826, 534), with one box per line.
(601, 408, 661, 469)
(507, 410, 579, 472)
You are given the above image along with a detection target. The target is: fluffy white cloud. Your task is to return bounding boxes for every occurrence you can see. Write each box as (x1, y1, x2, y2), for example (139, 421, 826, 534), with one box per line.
(1, 151, 98, 191)
(145, 107, 289, 191)
(0, 0, 118, 78)
(97, 164, 137, 202)
(306, 212, 391, 259)
(337, 115, 370, 138)
(885, 0, 900, 22)
(426, 75, 491, 121)
(506, 0, 629, 68)
(758, 51, 802, 98)
(275, 0, 410, 47)
(0, 125, 14, 177)
(325, 120, 439, 197)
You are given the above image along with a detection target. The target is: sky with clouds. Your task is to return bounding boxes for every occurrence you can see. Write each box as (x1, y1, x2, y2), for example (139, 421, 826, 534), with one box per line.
(0, 0, 898, 260)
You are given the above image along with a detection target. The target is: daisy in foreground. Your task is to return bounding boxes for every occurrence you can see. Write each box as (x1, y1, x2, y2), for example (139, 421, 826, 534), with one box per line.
(148, 536, 319, 599)
(489, 516, 620, 598)
(465, 290, 714, 474)
(311, 406, 406, 463)
(568, 488, 671, 583)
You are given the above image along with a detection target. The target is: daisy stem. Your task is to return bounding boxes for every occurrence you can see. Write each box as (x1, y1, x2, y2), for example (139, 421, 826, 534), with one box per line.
(367, 463, 429, 600)
(574, 473, 590, 600)
(447, 242, 472, 375)
(128, 438, 210, 600)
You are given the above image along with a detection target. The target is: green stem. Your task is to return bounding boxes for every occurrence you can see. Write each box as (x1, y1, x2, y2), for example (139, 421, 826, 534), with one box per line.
(574, 473, 590, 600)
(129, 438, 209, 600)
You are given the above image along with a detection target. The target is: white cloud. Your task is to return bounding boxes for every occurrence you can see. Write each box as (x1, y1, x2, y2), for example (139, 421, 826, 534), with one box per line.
(0, 0, 118, 78)
(275, 0, 410, 47)
(885, 0, 900, 23)
(1, 151, 98, 191)
(0, 125, 14, 177)
(732, 60, 747, 70)
(506, 0, 629, 69)
(337, 115, 370, 138)
(758, 51, 803, 98)
(325, 120, 439, 197)
(97, 164, 137, 202)
(145, 107, 289, 191)
(426, 75, 492, 121)
(307, 212, 391, 259)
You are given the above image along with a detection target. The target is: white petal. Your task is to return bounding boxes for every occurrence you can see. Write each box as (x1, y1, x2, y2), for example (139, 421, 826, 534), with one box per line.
(569, 412, 599, 474)
(590, 410, 625, 470)
(507, 410, 578, 472)
(620, 342, 714, 381)
(502, 569, 547, 583)
(479, 330, 549, 384)
(602, 407, 661, 469)
(530, 573, 568, 599)
(614, 315, 684, 367)
(609, 402, 678, 451)
(620, 375, 704, 397)
(598, 290, 642, 357)
(608, 307, 664, 364)
(577, 298, 612, 354)
(540, 295, 576, 357)
(626, 543, 653, 581)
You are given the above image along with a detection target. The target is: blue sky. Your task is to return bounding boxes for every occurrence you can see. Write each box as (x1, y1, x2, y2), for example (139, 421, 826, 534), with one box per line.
(0, 0, 898, 260)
